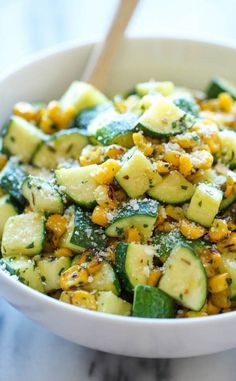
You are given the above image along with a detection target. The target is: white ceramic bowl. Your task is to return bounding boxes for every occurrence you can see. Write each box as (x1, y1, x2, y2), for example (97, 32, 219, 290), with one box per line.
(1, 37, 236, 358)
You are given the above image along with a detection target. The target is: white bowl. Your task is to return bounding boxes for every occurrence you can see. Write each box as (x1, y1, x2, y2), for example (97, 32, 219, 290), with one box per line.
(1, 37, 236, 358)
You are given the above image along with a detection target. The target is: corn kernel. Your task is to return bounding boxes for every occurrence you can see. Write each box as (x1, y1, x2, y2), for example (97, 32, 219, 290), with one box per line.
(155, 160, 170, 174)
(190, 150, 213, 169)
(211, 290, 231, 309)
(80, 145, 104, 166)
(218, 92, 234, 112)
(0, 154, 7, 170)
(147, 269, 162, 287)
(179, 154, 193, 177)
(224, 175, 234, 198)
(91, 206, 108, 226)
(87, 257, 102, 275)
(92, 159, 121, 185)
(60, 291, 73, 304)
(155, 205, 167, 226)
(217, 232, 236, 253)
(172, 132, 200, 149)
(158, 221, 178, 233)
(185, 311, 208, 318)
(207, 299, 221, 315)
(200, 249, 222, 277)
(47, 101, 61, 124)
(208, 273, 229, 293)
(104, 144, 126, 159)
(133, 132, 154, 156)
(13, 101, 41, 122)
(208, 219, 229, 242)
(54, 247, 73, 257)
(94, 185, 117, 209)
(163, 151, 180, 167)
(165, 205, 184, 221)
(180, 219, 206, 240)
(71, 290, 97, 310)
(127, 227, 141, 243)
(40, 114, 55, 134)
(46, 215, 67, 238)
(60, 266, 89, 290)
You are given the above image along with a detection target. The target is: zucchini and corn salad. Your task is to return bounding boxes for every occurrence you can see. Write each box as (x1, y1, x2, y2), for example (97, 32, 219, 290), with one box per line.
(2, 78, 236, 318)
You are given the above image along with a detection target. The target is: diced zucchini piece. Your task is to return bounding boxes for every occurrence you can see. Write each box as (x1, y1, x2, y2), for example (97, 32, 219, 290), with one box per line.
(159, 244, 207, 311)
(219, 253, 236, 300)
(83, 261, 121, 295)
(0, 159, 27, 206)
(32, 129, 88, 169)
(87, 110, 137, 148)
(133, 285, 176, 318)
(136, 81, 174, 97)
(136, 97, 194, 138)
(73, 103, 113, 129)
(1, 212, 45, 257)
(0, 195, 18, 238)
(219, 130, 236, 169)
(106, 199, 159, 241)
(115, 242, 155, 292)
(22, 175, 63, 214)
(55, 164, 98, 208)
(97, 291, 131, 316)
(60, 81, 108, 113)
(148, 171, 194, 204)
(186, 183, 223, 227)
(206, 77, 236, 99)
(0, 257, 45, 292)
(36, 255, 71, 292)
(2, 116, 44, 162)
(61, 206, 107, 253)
(220, 193, 236, 211)
(153, 230, 186, 263)
(115, 148, 156, 198)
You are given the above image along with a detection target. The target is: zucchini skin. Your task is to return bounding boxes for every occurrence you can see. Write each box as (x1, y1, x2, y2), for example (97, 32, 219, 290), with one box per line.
(72, 103, 112, 129)
(115, 242, 134, 293)
(132, 285, 176, 318)
(0, 160, 27, 207)
(206, 77, 236, 99)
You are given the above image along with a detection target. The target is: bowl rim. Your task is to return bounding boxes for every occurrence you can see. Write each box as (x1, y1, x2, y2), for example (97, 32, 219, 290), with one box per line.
(1, 35, 236, 326)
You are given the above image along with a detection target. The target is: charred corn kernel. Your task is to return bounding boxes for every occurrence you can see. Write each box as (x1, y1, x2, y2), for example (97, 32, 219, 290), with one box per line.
(207, 299, 221, 315)
(0, 154, 7, 170)
(147, 269, 162, 287)
(54, 247, 73, 257)
(60, 291, 73, 304)
(60, 266, 89, 290)
(92, 159, 121, 185)
(155, 205, 167, 226)
(163, 151, 180, 167)
(165, 205, 184, 221)
(127, 227, 141, 243)
(24, 205, 33, 213)
(217, 232, 236, 253)
(185, 311, 208, 318)
(208, 273, 229, 293)
(218, 92, 234, 112)
(104, 144, 126, 160)
(227, 218, 236, 231)
(172, 132, 200, 149)
(179, 154, 193, 177)
(201, 249, 222, 277)
(114, 188, 127, 203)
(158, 221, 178, 233)
(91, 206, 108, 226)
(71, 290, 97, 310)
(224, 175, 234, 198)
(180, 219, 206, 240)
(200, 99, 219, 112)
(211, 289, 231, 309)
(208, 219, 229, 242)
(190, 150, 213, 169)
(87, 257, 102, 275)
(133, 132, 154, 156)
(80, 145, 104, 166)
(94, 185, 117, 209)
(155, 144, 165, 155)
(46, 215, 68, 238)
(40, 114, 55, 134)
(155, 160, 170, 174)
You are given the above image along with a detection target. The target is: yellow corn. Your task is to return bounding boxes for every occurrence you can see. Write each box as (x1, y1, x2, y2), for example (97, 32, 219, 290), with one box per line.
(60, 291, 73, 304)
(87, 257, 102, 275)
(13, 101, 41, 122)
(94, 185, 117, 209)
(0, 154, 7, 170)
(190, 150, 213, 169)
(218, 92, 234, 112)
(147, 269, 162, 287)
(155, 205, 167, 226)
(180, 219, 206, 240)
(179, 154, 193, 177)
(92, 159, 121, 185)
(211, 289, 231, 309)
(46, 214, 68, 238)
(165, 205, 184, 221)
(54, 247, 73, 257)
(208, 273, 229, 293)
(224, 175, 234, 198)
(40, 114, 55, 134)
(158, 221, 178, 233)
(80, 145, 104, 166)
(163, 151, 180, 167)
(104, 144, 126, 160)
(172, 132, 199, 149)
(185, 311, 208, 318)
(200, 249, 222, 277)
(217, 232, 236, 253)
(47, 101, 61, 123)
(91, 206, 108, 226)
(114, 188, 128, 203)
(71, 290, 97, 311)
(155, 160, 170, 174)
(132, 132, 154, 156)
(60, 266, 89, 290)
(208, 219, 229, 242)
(127, 227, 141, 243)
(207, 299, 221, 315)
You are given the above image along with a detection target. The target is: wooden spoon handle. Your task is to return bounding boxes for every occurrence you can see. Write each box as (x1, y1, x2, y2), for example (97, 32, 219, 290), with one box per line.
(81, 0, 139, 91)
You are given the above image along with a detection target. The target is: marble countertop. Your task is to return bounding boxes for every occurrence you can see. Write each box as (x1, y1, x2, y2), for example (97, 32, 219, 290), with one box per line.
(2, 1, 236, 380)
(1, 297, 236, 381)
